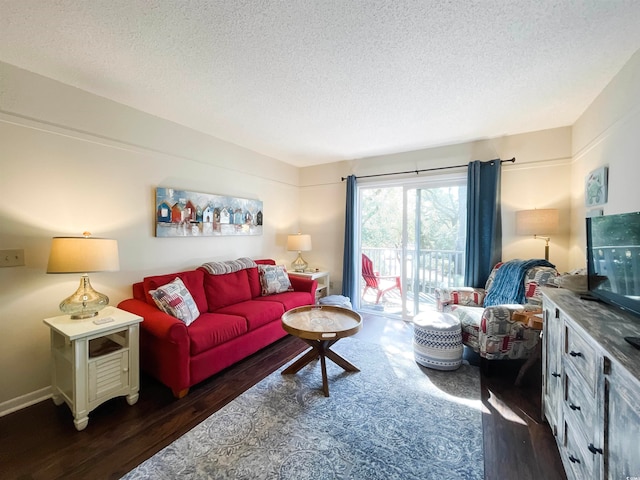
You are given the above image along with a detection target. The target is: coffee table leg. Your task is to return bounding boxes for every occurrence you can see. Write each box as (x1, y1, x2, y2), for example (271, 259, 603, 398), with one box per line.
(282, 339, 359, 397)
(320, 353, 329, 397)
(282, 346, 320, 374)
(325, 349, 360, 372)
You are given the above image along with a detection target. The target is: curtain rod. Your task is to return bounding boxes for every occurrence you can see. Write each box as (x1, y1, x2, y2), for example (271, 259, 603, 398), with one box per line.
(340, 157, 515, 181)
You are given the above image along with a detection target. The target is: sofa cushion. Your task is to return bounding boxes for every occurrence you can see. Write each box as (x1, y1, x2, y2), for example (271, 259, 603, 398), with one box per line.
(483, 259, 555, 307)
(450, 305, 482, 351)
(484, 262, 503, 292)
(203, 269, 253, 311)
(216, 300, 285, 331)
(253, 291, 313, 311)
(258, 264, 294, 295)
(247, 266, 262, 298)
(149, 277, 201, 326)
(523, 266, 558, 306)
(188, 313, 248, 355)
(143, 270, 207, 313)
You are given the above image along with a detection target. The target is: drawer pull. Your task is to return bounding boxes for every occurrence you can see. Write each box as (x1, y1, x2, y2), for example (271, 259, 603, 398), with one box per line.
(551, 372, 561, 378)
(569, 351, 583, 357)
(569, 455, 581, 464)
(588, 444, 603, 455)
(569, 403, 581, 411)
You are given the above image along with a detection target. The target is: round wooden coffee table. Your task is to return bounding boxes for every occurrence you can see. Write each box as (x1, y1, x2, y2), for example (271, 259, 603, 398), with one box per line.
(281, 305, 362, 396)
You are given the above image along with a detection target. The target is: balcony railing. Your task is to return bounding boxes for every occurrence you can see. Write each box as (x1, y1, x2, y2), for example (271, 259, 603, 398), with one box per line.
(590, 245, 640, 295)
(362, 247, 465, 301)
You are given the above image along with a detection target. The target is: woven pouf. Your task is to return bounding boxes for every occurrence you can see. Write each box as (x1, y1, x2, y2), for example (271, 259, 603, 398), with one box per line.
(413, 312, 463, 371)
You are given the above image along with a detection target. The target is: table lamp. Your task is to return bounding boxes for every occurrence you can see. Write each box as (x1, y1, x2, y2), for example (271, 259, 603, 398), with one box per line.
(47, 232, 120, 319)
(287, 233, 312, 272)
(516, 209, 559, 260)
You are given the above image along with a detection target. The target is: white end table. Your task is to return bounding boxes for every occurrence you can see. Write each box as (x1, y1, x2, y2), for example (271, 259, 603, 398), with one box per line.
(288, 270, 330, 301)
(43, 306, 143, 431)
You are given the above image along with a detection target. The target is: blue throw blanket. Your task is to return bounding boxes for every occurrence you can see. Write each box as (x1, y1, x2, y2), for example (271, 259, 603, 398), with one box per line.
(483, 259, 555, 306)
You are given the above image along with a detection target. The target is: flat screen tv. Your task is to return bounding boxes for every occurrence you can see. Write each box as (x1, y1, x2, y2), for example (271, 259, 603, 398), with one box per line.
(586, 211, 640, 317)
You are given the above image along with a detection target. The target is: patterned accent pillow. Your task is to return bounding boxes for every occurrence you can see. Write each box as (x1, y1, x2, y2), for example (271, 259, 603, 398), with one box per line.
(258, 264, 293, 296)
(149, 277, 200, 325)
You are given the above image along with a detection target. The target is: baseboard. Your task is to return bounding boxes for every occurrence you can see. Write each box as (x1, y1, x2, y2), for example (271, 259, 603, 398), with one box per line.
(0, 386, 52, 418)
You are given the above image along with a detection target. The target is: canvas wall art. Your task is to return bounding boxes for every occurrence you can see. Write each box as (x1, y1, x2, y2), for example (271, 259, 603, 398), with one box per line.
(155, 187, 263, 237)
(585, 166, 608, 207)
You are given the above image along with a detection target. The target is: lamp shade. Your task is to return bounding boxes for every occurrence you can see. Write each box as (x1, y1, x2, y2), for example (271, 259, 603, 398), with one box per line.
(47, 236, 120, 273)
(287, 234, 312, 252)
(516, 209, 559, 236)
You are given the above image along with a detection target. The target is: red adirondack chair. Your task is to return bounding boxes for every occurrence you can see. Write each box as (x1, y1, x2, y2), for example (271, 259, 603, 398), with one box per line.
(361, 253, 402, 304)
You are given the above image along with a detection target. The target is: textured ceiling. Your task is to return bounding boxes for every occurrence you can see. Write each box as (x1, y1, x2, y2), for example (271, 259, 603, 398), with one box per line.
(2, 1, 640, 167)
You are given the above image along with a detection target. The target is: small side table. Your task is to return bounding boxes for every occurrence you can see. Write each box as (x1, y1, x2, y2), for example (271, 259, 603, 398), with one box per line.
(281, 305, 362, 396)
(43, 306, 143, 431)
(289, 270, 330, 301)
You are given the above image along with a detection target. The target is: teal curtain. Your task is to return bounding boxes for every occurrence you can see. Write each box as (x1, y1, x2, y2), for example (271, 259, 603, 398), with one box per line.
(342, 175, 358, 308)
(464, 160, 502, 288)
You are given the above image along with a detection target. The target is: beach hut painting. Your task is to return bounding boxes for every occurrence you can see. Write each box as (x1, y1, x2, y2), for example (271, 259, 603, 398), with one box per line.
(155, 187, 263, 237)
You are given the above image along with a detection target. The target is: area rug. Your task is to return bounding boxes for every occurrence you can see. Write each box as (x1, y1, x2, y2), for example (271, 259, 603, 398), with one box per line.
(122, 338, 483, 480)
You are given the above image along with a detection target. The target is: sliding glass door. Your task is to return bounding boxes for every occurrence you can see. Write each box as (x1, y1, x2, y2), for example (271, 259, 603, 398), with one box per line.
(359, 174, 466, 320)
(403, 177, 467, 316)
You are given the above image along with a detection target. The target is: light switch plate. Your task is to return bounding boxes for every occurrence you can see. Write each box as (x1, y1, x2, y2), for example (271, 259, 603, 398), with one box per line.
(1, 249, 25, 267)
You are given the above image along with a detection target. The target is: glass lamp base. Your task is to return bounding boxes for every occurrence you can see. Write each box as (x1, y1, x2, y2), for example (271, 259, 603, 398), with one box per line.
(60, 274, 109, 319)
(291, 253, 308, 273)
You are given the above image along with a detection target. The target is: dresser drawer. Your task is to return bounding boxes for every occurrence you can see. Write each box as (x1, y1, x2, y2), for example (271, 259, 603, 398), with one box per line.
(564, 365, 596, 429)
(564, 420, 596, 480)
(564, 323, 597, 394)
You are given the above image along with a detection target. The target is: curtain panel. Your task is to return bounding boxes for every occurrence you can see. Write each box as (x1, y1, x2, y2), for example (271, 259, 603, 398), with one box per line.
(464, 160, 502, 288)
(342, 175, 358, 308)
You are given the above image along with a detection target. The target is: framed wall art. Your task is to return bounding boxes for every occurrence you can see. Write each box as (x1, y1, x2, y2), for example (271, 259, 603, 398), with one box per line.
(155, 187, 263, 237)
(585, 166, 608, 207)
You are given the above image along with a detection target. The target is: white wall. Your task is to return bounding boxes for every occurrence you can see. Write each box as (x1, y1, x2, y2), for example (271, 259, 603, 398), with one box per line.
(299, 127, 574, 292)
(0, 63, 302, 411)
(298, 47, 640, 297)
(570, 49, 640, 268)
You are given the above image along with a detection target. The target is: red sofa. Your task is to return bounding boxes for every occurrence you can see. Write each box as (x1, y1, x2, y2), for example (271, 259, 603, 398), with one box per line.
(118, 258, 317, 398)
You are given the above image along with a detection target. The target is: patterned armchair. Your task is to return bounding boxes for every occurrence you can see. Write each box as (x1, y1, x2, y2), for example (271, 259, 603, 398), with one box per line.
(435, 261, 558, 361)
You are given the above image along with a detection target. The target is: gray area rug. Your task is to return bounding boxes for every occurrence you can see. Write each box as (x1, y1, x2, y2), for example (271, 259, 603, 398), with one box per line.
(122, 338, 483, 480)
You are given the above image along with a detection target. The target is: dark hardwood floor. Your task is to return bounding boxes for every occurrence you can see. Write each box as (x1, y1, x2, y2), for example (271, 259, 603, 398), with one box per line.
(1, 313, 566, 479)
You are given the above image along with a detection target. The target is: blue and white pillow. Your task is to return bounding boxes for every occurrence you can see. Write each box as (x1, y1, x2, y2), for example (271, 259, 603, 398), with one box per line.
(258, 264, 294, 296)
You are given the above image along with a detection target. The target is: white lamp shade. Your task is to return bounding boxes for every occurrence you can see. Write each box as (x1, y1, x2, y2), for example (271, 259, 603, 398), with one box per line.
(287, 234, 312, 252)
(47, 237, 120, 273)
(516, 209, 559, 235)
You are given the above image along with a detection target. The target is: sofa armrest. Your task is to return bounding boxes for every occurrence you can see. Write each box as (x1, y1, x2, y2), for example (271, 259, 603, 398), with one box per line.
(435, 287, 486, 311)
(117, 298, 191, 394)
(478, 305, 540, 360)
(289, 276, 318, 298)
(479, 304, 525, 332)
(118, 299, 188, 342)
